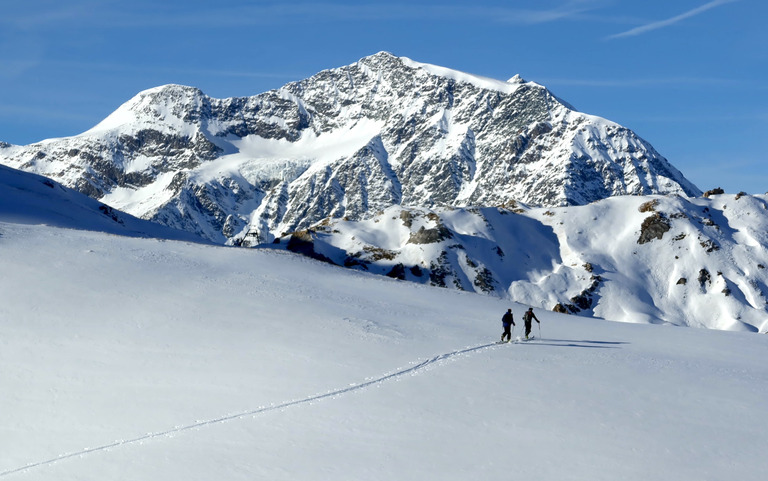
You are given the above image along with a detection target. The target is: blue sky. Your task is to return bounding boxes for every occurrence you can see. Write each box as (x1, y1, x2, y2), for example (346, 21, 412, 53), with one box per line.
(1, 0, 765, 194)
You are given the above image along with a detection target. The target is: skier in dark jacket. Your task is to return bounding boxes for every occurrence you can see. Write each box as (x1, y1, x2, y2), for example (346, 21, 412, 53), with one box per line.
(501, 308, 515, 342)
(523, 307, 540, 339)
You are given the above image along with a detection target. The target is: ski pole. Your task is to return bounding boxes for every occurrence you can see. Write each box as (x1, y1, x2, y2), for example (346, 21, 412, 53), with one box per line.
(538, 322, 542, 340)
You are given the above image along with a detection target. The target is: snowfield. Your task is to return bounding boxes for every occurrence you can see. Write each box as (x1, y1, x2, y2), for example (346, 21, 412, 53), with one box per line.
(1, 208, 767, 479)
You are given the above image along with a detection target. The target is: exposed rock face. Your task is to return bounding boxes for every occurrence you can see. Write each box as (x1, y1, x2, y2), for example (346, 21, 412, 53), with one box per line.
(703, 187, 725, 198)
(0, 52, 701, 243)
(638, 213, 671, 244)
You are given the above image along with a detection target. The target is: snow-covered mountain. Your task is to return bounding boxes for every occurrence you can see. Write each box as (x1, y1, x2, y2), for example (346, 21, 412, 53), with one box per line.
(0, 52, 700, 244)
(271, 193, 768, 332)
(1, 207, 766, 480)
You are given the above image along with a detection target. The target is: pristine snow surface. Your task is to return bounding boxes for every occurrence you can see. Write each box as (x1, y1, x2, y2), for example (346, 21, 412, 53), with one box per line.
(1, 174, 767, 480)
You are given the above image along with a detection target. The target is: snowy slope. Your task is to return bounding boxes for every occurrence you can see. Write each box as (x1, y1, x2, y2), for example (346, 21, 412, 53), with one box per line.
(271, 194, 768, 332)
(0, 163, 206, 242)
(0, 218, 766, 480)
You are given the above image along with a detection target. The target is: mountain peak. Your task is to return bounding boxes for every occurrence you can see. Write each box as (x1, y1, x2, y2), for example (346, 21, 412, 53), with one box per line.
(350, 52, 530, 96)
(360, 50, 399, 62)
(84, 84, 208, 135)
(126, 84, 207, 116)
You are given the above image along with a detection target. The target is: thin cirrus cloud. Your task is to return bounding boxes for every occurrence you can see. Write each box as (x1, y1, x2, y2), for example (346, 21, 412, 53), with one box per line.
(131, 3, 603, 28)
(607, 0, 740, 39)
(537, 76, 748, 88)
(2, 2, 605, 29)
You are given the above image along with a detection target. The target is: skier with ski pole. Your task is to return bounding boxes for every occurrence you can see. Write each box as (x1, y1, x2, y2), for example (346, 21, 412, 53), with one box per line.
(500, 308, 515, 343)
(523, 307, 540, 340)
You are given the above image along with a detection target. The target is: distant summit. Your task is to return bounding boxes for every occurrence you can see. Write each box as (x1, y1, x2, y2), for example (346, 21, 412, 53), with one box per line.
(0, 52, 701, 243)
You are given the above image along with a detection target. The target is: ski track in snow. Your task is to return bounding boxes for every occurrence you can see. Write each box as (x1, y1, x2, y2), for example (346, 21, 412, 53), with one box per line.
(0, 341, 502, 478)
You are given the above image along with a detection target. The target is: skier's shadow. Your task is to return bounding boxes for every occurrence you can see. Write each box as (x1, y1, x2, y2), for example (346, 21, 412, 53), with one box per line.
(521, 339, 628, 349)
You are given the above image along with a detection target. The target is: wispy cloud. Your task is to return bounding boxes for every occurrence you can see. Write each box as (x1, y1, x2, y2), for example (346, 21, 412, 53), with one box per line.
(0, 59, 41, 78)
(0, 104, 97, 123)
(0, 1, 609, 29)
(37, 59, 307, 80)
(0, 2, 104, 29)
(537, 76, 751, 88)
(607, 0, 740, 39)
(121, 2, 608, 28)
(630, 112, 768, 124)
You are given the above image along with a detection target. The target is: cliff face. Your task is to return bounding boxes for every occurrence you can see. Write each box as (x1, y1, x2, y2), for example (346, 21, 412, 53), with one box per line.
(0, 52, 700, 243)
